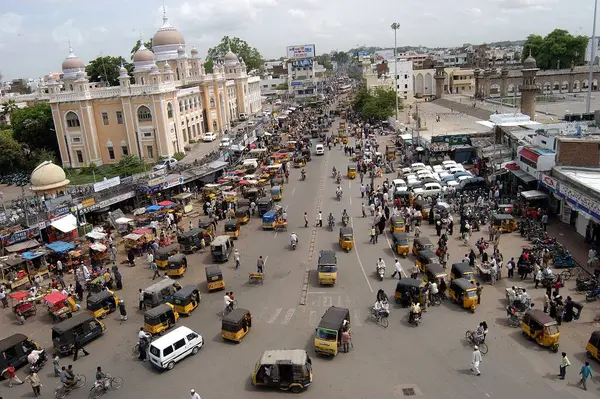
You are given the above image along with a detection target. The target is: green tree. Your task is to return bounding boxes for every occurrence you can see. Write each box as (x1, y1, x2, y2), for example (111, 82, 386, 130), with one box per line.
(523, 29, 588, 69)
(315, 54, 333, 70)
(10, 103, 59, 156)
(331, 51, 349, 65)
(204, 36, 263, 73)
(130, 39, 153, 60)
(347, 63, 364, 81)
(1, 99, 19, 122)
(0, 129, 23, 171)
(352, 87, 399, 121)
(86, 56, 133, 86)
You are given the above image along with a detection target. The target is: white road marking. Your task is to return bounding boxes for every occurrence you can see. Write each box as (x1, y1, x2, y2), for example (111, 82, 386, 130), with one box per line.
(309, 310, 319, 327)
(348, 181, 351, 189)
(350, 217, 374, 293)
(383, 232, 408, 277)
(267, 308, 283, 324)
(306, 291, 329, 295)
(349, 196, 352, 205)
(292, 187, 296, 196)
(282, 308, 295, 325)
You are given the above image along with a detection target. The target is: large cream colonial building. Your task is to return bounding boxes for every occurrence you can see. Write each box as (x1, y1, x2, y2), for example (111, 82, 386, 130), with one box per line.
(46, 12, 261, 167)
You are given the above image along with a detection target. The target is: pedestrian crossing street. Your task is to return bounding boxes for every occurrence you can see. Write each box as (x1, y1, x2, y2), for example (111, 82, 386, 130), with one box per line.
(251, 295, 365, 327)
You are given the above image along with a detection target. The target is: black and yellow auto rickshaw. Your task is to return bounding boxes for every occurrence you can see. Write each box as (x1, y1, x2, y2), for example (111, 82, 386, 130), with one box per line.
(521, 309, 560, 352)
(51, 313, 106, 356)
(221, 308, 252, 342)
(243, 188, 260, 202)
(143, 279, 181, 309)
(392, 232, 410, 257)
(448, 278, 478, 312)
(338, 227, 354, 252)
(251, 349, 313, 394)
(314, 306, 350, 356)
(205, 265, 225, 292)
(170, 285, 200, 316)
(412, 237, 433, 256)
(389, 215, 405, 233)
(347, 165, 357, 179)
(301, 147, 311, 162)
(143, 303, 179, 335)
(166, 253, 188, 277)
(86, 290, 119, 319)
(156, 244, 180, 269)
(451, 262, 476, 285)
(235, 206, 250, 225)
(394, 279, 425, 307)
(293, 154, 306, 168)
(0, 334, 43, 372)
(178, 229, 203, 253)
(197, 221, 215, 243)
(415, 250, 439, 273)
(224, 219, 241, 239)
(257, 197, 273, 216)
(211, 235, 234, 262)
(271, 185, 283, 201)
(424, 263, 447, 284)
(492, 214, 517, 233)
(414, 200, 431, 219)
(585, 330, 600, 361)
(394, 190, 412, 208)
(271, 177, 284, 187)
(386, 145, 396, 161)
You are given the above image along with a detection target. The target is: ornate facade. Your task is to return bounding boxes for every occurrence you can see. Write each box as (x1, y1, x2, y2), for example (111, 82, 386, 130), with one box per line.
(47, 12, 261, 167)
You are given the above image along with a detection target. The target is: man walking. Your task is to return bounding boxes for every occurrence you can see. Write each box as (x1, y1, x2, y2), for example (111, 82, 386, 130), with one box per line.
(147, 251, 154, 269)
(559, 352, 570, 380)
(257, 256, 265, 273)
(151, 261, 160, 280)
(476, 282, 483, 304)
(72, 335, 89, 361)
(317, 211, 323, 227)
(470, 346, 482, 376)
(138, 289, 145, 311)
(577, 361, 593, 390)
(391, 259, 403, 280)
(304, 212, 308, 227)
(541, 213, 548, 231)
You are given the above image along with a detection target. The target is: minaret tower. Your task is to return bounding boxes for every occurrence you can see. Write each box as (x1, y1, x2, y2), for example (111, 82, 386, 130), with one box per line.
(520, 51, 539, 119)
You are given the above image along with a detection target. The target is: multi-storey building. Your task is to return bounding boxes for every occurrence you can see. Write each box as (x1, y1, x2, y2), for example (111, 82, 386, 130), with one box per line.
(46, 11, 261, 168)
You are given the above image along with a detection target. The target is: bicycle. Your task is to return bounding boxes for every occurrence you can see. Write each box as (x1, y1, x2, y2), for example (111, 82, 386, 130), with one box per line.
(370, 308, 389, 328)
(55, 374, 86, 399)
(465, 330, 488, 354)
(89, 374, 123, 398)
(132, 336, 153, 357)
(222, 300, 238, 317)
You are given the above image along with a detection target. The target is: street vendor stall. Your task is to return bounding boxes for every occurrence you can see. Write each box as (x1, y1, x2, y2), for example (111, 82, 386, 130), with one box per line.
(172, 192, 194, 213)
(45, 241, 81, 273)
(1, 257, 31, 291)
(21, 250, 50, 284)
(44, 291, 77, 323)
(89, 242, 108, 267)
(10, 290, 37, 321)
(114, 217, 134, 235)
(48, 214, 79, 243)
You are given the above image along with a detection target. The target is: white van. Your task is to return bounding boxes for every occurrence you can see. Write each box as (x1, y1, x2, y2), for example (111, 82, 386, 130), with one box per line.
(315, 144, 325, 155)
(148, 326, 204, 371)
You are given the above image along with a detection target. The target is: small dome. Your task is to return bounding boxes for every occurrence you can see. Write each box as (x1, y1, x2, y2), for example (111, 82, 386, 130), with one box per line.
(30, 161, 70, 192)
(119, 64, 127, 74)
(224, 50, 238, 62)
(134, 43, 154, 63)
(164, 63, 172, 72)
(191, 47, 198, 56)
(47, 73, 56, 81)
(177, 45, 185, 57)
(523, 54, 537, 69)
(150, 64, 160, 74)
(62, 48, 85, 71)
(153, 15, 185, 46)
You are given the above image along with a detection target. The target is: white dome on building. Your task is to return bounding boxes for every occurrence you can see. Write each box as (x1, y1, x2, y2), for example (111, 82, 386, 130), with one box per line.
(224, 49, 239, 66)
(153, 11, 186, 61)
(30, 161, 70, 192)
(191, 47, 199, 58)
(62, 48, 85, 71)
(133, 43, 154, 63)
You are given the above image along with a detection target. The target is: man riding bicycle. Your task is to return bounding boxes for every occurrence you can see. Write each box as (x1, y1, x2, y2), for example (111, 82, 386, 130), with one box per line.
(96, 366, 110, 389)
(373, 299, 390, 318)
(224, 293, 234, 314)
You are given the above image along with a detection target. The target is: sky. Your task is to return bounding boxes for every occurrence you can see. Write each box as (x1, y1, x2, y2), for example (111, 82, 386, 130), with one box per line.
(0, 0, 596, 80)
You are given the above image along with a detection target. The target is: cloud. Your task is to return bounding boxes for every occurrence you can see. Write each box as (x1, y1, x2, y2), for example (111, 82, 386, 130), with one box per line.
(422, 12, 441, 21)
(0, 13, 24, 35)
(176, 0, 275, 31)
(52, 19, 84, 47)
(496, 0, 557, 11)
(463, 8, 482, 17)
(288, 9, 306, 18)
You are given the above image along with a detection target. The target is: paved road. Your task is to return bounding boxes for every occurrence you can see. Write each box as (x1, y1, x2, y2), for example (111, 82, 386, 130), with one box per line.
(2, 117, 599, 399)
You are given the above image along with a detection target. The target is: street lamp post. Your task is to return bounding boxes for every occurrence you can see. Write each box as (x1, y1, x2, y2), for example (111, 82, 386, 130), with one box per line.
(587, 0, 598, 113)
(391, 22, 400, 124)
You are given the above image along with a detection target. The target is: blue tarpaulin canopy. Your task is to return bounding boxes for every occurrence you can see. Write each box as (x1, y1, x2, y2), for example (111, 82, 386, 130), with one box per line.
(21, 251, 46, 260)
(146, 205, 163, 212)
(46, 241, 76, 254)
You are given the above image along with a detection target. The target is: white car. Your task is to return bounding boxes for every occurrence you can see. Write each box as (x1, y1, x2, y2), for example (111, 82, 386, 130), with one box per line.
(432, 165, 444, 174)
(247, 121, 256, 127)
(219, 138, 231, 149)
(274, 99, 282, 105)
(413, 182, 442, 198)
(153, 157, 178, 170)
(442, 160, 458, 170)
(203, 132, 216, 142)
(410, 162, 426, 172)
(315, 144, 325, 155)
(392, 179, 407, 191)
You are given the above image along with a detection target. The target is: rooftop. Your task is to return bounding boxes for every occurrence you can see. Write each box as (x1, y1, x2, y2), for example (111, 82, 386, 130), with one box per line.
(554, 166, 600, 195)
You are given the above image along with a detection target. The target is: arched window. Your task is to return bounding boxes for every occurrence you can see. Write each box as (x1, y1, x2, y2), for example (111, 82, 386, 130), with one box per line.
(210, 97, 215, 108)
(137, 106, 152, 122)
(140, 77, 145, 85)
(167, 103, 173, 118)
(66, 112, 80, 128)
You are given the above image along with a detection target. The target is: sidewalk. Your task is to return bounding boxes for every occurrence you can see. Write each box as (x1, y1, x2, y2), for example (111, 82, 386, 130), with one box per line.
(546, 220, 591, 268)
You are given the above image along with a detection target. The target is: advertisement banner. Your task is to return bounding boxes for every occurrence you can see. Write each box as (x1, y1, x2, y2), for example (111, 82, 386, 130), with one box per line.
(538, 173, 558, 192)
(148, 176, 166, 187)
(82, 191, 135, 214)
(286, 45, 315, 60)
(49, 205, 71, 219)
(557, 181, 600, 220)
(292, 59, 313, 68)
(6, 227, 40, 245)
(94, 176, 121, 193)
(82, 198, 96, 208)
(291, 81, 303, 87)
(163, 176, 184, 190)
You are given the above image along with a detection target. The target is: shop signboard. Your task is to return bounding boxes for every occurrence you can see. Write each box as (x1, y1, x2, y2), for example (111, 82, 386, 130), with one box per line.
(538, 173, 558, 192)
(82, 197, 96, 208)
(6, 227, 40, 245)
(120, 176, 133, 185)
(286, 44, 315, 60)
(94, 176, 121, 193)
(48, 205, 71, 220)
(292, 59, 313, 68)
(163, 176, 184, 190)
(557, 182, 600, 220)
(82, 191, 135, 214)
(148, 176, 166, 187)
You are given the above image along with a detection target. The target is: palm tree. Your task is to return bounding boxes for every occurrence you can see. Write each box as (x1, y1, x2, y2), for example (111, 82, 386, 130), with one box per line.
(0, 99, 18, 125)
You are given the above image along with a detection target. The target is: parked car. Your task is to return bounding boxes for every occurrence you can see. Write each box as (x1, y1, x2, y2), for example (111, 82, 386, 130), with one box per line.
(392, 179, 407, 191)
(247, 121, 256, 127)
(203, 132, 216, 142)
(154, 157, 178, 171)
(219, 138, 231, 149)
(239, 113, 248, 121)
(413, 182, 442, 198)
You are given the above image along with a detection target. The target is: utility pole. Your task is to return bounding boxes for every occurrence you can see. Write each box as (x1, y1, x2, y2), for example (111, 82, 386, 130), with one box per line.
(391, 23, 400, 125)
(587, 0, 598, 113)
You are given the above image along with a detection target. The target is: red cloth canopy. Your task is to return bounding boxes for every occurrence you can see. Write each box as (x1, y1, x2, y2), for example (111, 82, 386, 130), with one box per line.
(44, 291, 67, 305)
(157, 200, 175, 207)
(10, 291, 30, 301)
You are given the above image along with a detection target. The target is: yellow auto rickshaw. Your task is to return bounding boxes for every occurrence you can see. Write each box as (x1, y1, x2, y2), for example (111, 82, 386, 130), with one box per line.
(314, 306, 350, 356)
(585, 330, 600, 361)
(451, 262, 476, 285)
(413, 200, 430, 220)
(392, 232, 409, 257)
(338, 227, 354, 252)
(143, 303, 179, 335)
(224, 219, 241, 239)
(412, 237, 433, 256)
(235, 206, 250, 224)
(394, 278, 425, 307)
(169, 285, 200, 316)
(424, 263, 447, 284)
(389, 215, 405, 233)
(415, 250, 439, 273)
(386, 145, 396, 161)
(166, 253, 188, 277)
(202, 184, 221, 201)
(347, 165, 357, 179)
(205, 265, 225, 292)
(155, 244, 180, 269)
(221, 308, 252, 342)
(492, 214, 517, 233)
(271, 185, 283, 201)
(86, 290, 119, 319)
(521, 309, 560, 352)
(448, 278, 477, 312)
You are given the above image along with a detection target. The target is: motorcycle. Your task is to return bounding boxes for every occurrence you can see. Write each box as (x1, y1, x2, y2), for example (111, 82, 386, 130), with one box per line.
(576, 276, 598, 292)
(328, 218, 335, 231)
(336, 191, 342, 201)
(409, 311, 421, 327)
(336, 175, 341, 184)
(586, 286, 600, 302)
(377, 266, 385, 281)
(342, 215, 349, 227)
(291, 239, 298, 251)
(301, 172, 306, 181)
(29, 350, 48, 373)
